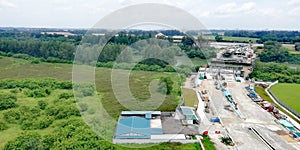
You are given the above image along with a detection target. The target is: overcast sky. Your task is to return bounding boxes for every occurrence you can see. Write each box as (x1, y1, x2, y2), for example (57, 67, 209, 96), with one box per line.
(1, 0, 300, 30)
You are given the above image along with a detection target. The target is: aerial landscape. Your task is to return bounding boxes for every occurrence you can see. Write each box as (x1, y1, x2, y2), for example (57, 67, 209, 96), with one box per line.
(0, 0, 300, 150)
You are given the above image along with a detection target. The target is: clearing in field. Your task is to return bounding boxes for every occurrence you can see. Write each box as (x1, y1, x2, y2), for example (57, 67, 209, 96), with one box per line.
(270, 83, 300, 113)
(283, 45, 300, 54)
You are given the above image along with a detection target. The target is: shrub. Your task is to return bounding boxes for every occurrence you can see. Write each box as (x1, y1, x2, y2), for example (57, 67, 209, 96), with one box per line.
(0, 93, 18, 111)
(59, 92, 74, 99)
(9, 88, 20, 94)
(3, 109, 21, 124)
(0, 121, 8, 130)
(37, 116, 54, 129)
(31, 59, 40, 64)
(4, 132, 44, 150)
(38, 100, 47, 110)
(24, 88, 51, 98)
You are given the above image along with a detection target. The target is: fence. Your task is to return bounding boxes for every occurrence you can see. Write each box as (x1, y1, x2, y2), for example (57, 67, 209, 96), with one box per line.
(268, 89, 300, 119)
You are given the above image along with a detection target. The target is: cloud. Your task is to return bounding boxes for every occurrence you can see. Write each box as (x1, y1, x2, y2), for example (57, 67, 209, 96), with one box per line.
(195, 2, 256, 17)
(288, 0, 300, 5)
(257, 8, 281, 16)
(289, 7, 300, 16)
(214, 2, 256, 15)
(0, 0, 17, 8)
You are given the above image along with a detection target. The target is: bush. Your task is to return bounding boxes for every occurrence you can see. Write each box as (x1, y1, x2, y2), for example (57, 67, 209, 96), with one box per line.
(4, 132, 44, 150)
(0, 78, 72, 90)
(0, 93, 18, 111)
(59, 92, 74, 99)
(158, 77, 174, 95)
(24, 88, 51, 98)
(3, 109, 21, 124)
(38, 100, 47, 110)
(45, 105, 80, 120)
(31, 59, 40, 64)
(0, 121, 8, 131)
(9, 88, 20, 94)
(37, 116, 54, 129)
(11, 53, 32, 60)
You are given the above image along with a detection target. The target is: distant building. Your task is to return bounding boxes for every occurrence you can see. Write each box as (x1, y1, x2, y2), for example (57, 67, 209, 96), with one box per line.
(155, 33, 166, 38)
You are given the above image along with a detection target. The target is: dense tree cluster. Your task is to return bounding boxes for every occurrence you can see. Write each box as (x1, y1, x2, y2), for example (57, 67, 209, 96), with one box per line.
(249, 61, 300, 83)
(4, 118, 118, 150)
(0, 78, 72, 90)
(259, 41, 300, 64)
(158, 77, 174, 95)
(0, 30, 216, 71)
(0, 79, 82, 131)
(223, 30, 300, 44)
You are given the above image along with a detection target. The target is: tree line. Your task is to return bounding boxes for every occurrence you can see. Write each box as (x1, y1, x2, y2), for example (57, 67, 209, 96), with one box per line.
(223, 30, 300, 44)
(259, 41, 300, 64)
(0, 30, 216, 73)
(249, 60, 300, 83)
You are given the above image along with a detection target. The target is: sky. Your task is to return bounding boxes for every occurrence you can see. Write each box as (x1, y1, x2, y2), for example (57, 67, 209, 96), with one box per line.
(0, 0, 300, 30)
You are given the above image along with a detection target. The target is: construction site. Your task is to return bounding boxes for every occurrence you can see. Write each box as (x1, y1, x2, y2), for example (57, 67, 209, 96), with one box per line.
(113, 43, 300, 149)
(190, 44, 300, 149)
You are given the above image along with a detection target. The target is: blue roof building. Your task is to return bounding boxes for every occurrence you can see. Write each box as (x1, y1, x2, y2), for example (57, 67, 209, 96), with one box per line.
(115, 111, 163, 139)
(115, 116, 151, 139)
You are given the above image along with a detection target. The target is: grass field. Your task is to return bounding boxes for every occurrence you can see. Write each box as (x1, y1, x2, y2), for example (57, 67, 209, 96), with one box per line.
(255, 85, 274, 103)
(255, 85, 300, 124)
(175, 56, 209, 68)
(270, 83, 300, 113)
(282, 44, 300, 54)
(202, 36, 259, 43)
(183, 88, 198, 107)
(0, 57, 181, 119)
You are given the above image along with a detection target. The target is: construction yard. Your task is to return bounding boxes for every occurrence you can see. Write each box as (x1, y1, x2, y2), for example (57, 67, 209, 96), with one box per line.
(183, 43, 300, 149)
